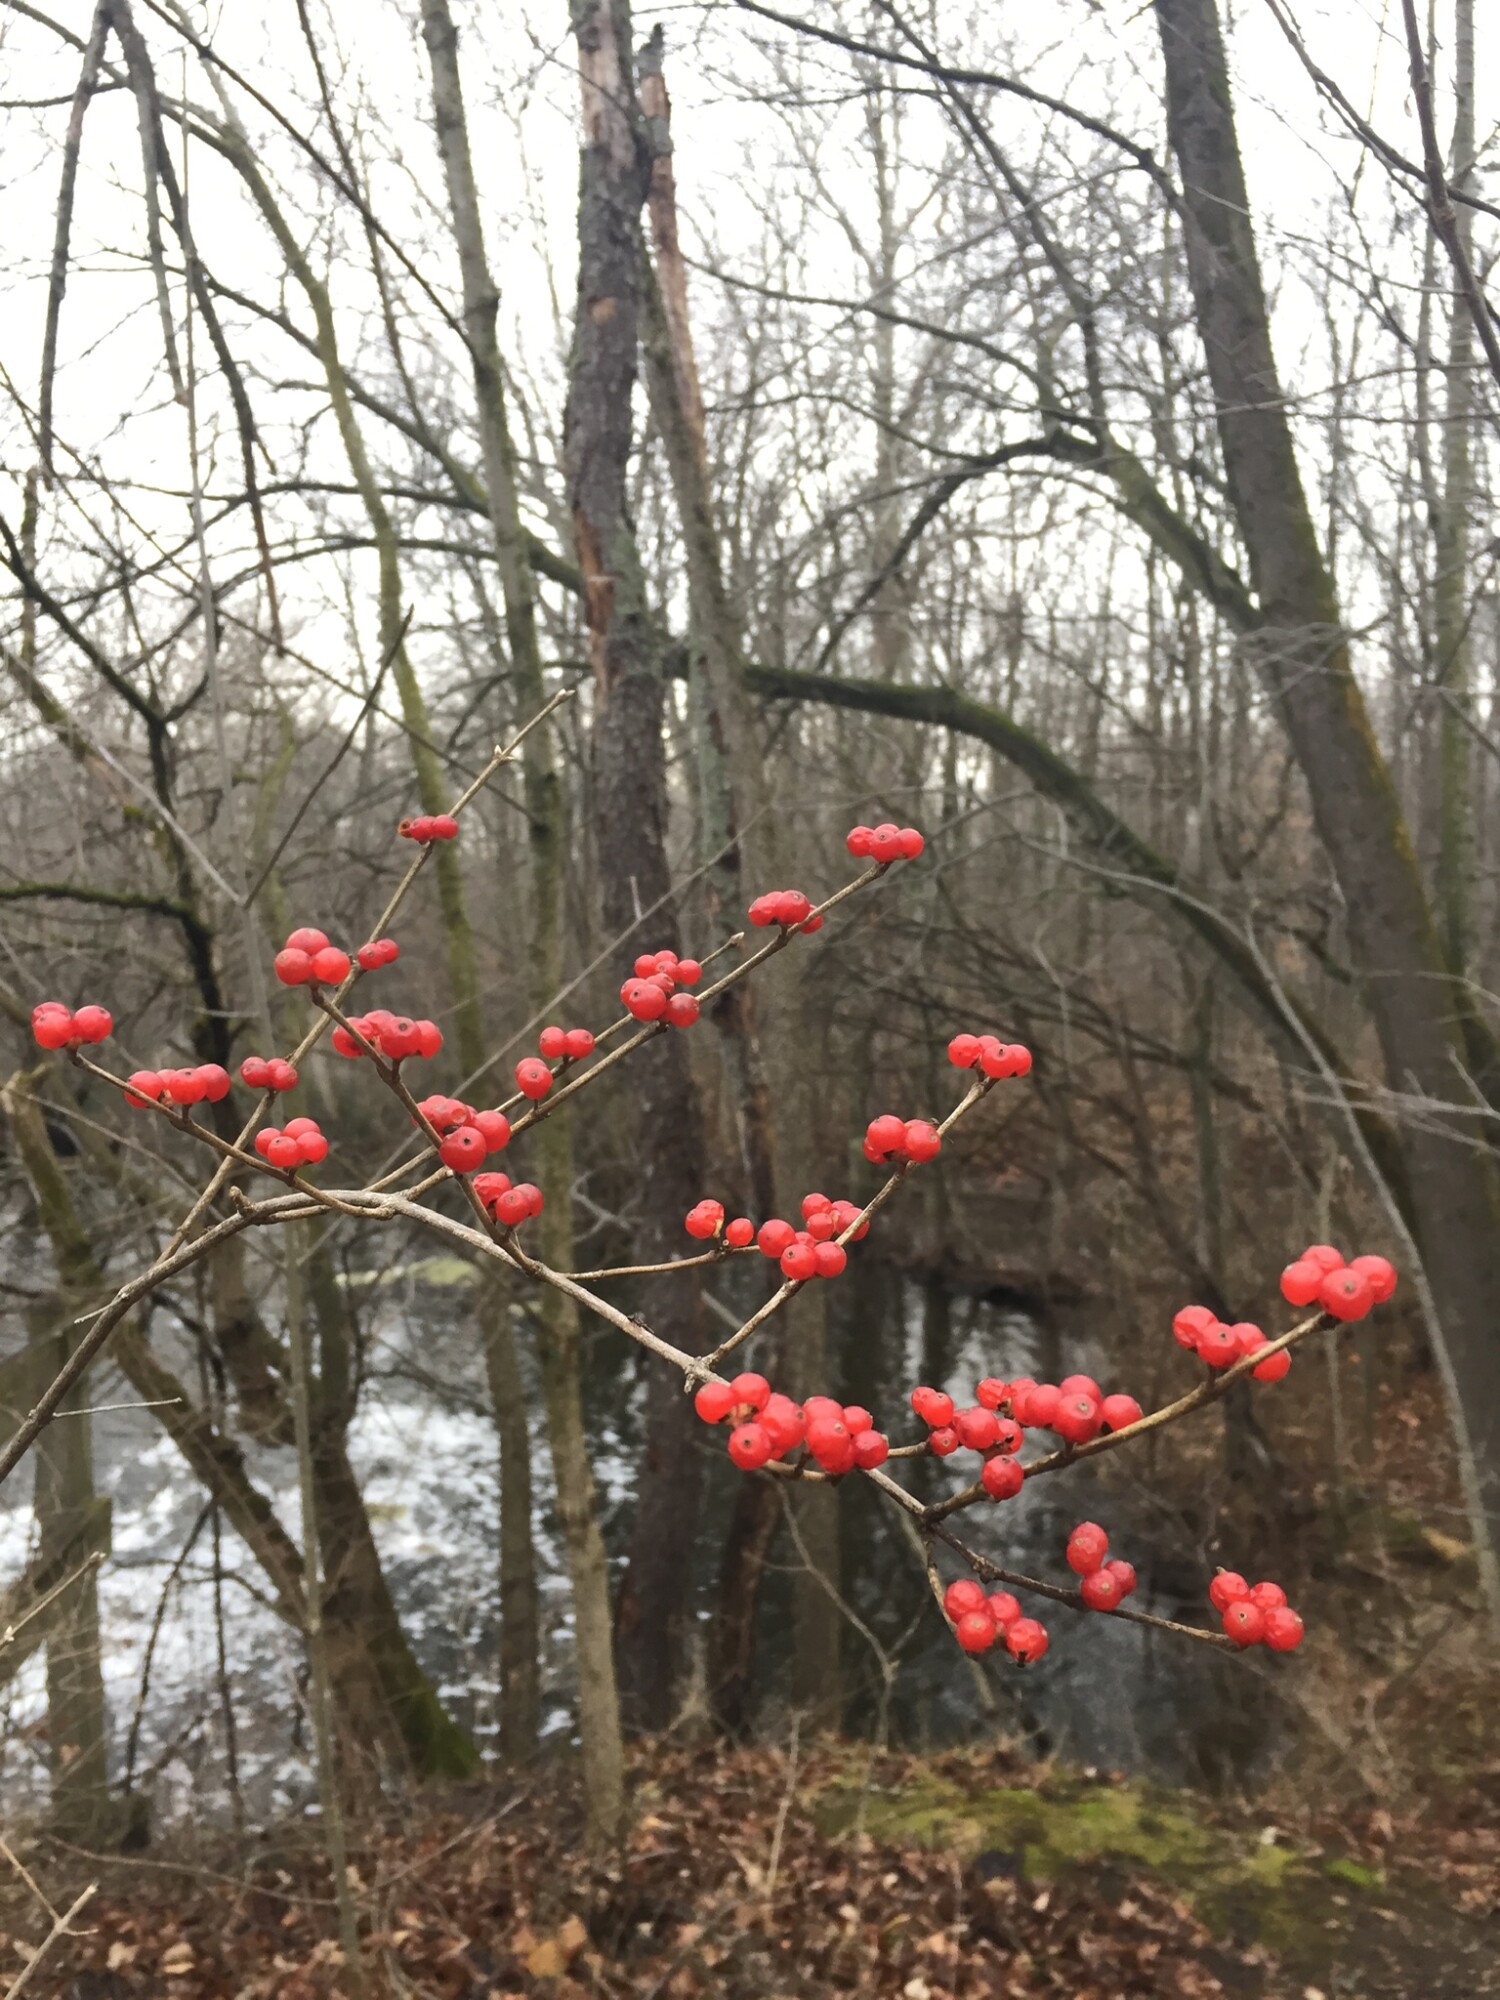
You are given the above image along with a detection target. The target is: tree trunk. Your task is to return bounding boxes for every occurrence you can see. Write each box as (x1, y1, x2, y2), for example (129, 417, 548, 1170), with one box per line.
(563, 0, 712, 1737)
(1155, 0, 1500, 1620)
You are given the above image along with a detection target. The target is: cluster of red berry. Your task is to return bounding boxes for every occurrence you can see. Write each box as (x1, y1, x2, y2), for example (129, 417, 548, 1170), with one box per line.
(30, 1002, 113, 1050)
(239, 1055, 299, 1092)
(620, 948, 703, 1026)
(1171, 1306, 1291, 1380)
(254, 1115, 329, 1168)
(537, 1025, 596, 1063)
(1279, 1244, 1397, 1321)
(863, 1115, 942, 1165)
(942, 1578, 1049, 1662)
(683, 1198, 752, 1244)
(694, 1374, 891, 1474)
(124, 1063, 232, 1109)
(272, 925, 352, 988)
(330, 1010, 443, 1061)
(414, 1096, 512, 1172)
(845, 823, 925, 862)
(747, 889, 823, 932)
(355, 937, 400, 970)
(472, 1173, 545, 1226)
(947, 1033, 1034, 1080)
(1065, 1521, 1138, 1611)
(1208, 1571, 1305, 1651)
(1007, 1375, 1145, 1444)
(398, 813, 459, 843)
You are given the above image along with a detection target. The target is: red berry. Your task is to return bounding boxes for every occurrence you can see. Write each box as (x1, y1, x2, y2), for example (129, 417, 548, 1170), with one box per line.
(806, 1417, 855, 1473)
(728, 1422, 772, 1470)
(266, 1059, 297, 1092)
(776, 890, 811, 926)
(310, 947, 350, 983)
(124, 1069, 164, 1107)
(1053, 1394, 1101, 1445)
(1195, 1323, 1240, 1368)
(356, 938, 398, 970)
(492, 1186, 531, 1227)
(1005, 1617, 1049, 1664)
(1349, 1253, 1397, 1303)
(1320, 1267, 1375, 1321)
(1301, 1243, 1345, 1273)
(675, 960, 702, 986)
(664, 992, 700, 1028)
(730, 1373, 769, 1411)
(439, 1126, 486, 1172)
(1279, 1259, 1323, 1307)
(473, 1172, 512, 1214)
(196, 1064, 231, 1102)
(1058, 1373, 1101, 1402)
(903, 1119, 942, 1163)
(273, 948, 313, 986)
(896, 827, 924, 858)
(846, 825, 875, 856)
(864, 1114, 908, 1160)
(981, 1455, 1024, 1500)
(538, 1026, 568, 1060)
(800, 1192, 830, 1220)
(928, 1425, 959, 1456)
(780, 1241, 818, 1282)
(694, 1380, 735, 1424)
(947, 1033, 981, 1069)
(757, 1218, 796, 1258)
(562, 1027, 595, 1060)
(868, 823, 902, 863)
(813, 1241, 847, 1278)
(1080, 1568, 1124, 1611)
(955, 1609, 997, 1654)
(976, 1377, 1008, 1410)
(1208, 1571, 1249, 1612)
(852, 1430, 889, 1469)
(71, 1005, 113, 1044)
(1222, 1601, 1267, 1647)
(725, 1217, 754, 1248)
(761, 1394, 806, 1456)
(413, 1020, 443, 1059)
(281, 1115, 317, 1139)
(910, 1386, 955, 1428)
(285, 926, 328, 953)
(32, 1008, 76, 1050)
(944, 1578, 988, 1619)
(839, 1405, 871, 1435)
(253, 1128, 278, 1158)
(1066, 1522, 1109, 1575)
(266, 1134, 301, 1169)
(633, 954, 657, 979)
(1252, 1345, 1291, 1383)
(1016, 1382, 1060, 1428)
(239, 1057, 271, 1089)
(1099, 1393, 1144, 1432)
(1247, 1580, 1287, 1612)
(991, 1416, 1023, 1455)
(430, 814, 459, 840)
(473, 1110, 511, 1153)
(1105, 1559, 1137, 1598)
(515, 1057, 553, 1101)
(827, 1198, 869, 1240)
(953, 1406, 1000, 1451)
(802, 1395, 843, 1423)
(979, 1041, 1021, 1079)
(685, 1201, 725, 1241)
(1172, 1304, 1216, 1349)
(621, 978, 667, 1022)
(296, 1130, 329, 1164)
(1263, 1606, 1305, 1652)
(331, 1024, 364, 1058)
(987, 1592, 1022, 1627)
(165, 1068, 206, 1106)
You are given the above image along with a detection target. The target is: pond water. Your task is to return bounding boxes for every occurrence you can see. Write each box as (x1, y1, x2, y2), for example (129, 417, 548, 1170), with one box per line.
(0, 1260, 1261, 1830)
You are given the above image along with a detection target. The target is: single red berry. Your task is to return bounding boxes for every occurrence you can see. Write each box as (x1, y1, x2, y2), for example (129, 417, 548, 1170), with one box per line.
(896, 827, 924, 858)
(71, 1004, 113, 1044)
(868, 822, 902, 864)
(976, 1376, 1008, 1410)
(664, 992, 700, 1028)
(563, 1027, 595, 1061)
(239, 1056, 271, 1089)
(1099, 1393, 1144, 1432)
(1006, 1617, 1049, 1664)
(515, 1057, 553, 1101)
(266, 1059, 298, 1092)
(430, 813, 459, 840)
(954, 1406, 1000, 1451)
(802, 1395, 843, 1423)
(981, 1455, 1024, 1501)
(852, 1430, 889, 1469)
(729, 1372, 769, 1411)
(1348, 1253, 1397, 1303)
(955, 1609, 997, 1654)
(946, 1033, 982, 1069)
(1222, 1601, 1267, 1647)
(990, 1416, 1023, 1455)
(1080, 1568, 1124, 1612)
(928, 1425, 959, 1456)
(1066, 1522, 1110, 1575)
(1208, 1571, 1250, 1612)
(253, 1128, 278, 1158)
(1058, 1373, 1101, 1402)
(801, 1191, 830, 1220)
(780, 1241, 818, 1282)
(1016, 1382, 1060, 1428)
(1195, 1323, 1240, 1368)
(633, 954, 657, 979)
(865, 1114, 908, 1160)
(987, 1592, 1022, 1628)
(473, 1171, 512, 1214)
(1252, 1345, 1292, 1383)
(1248, 1580, 1287, 1612)
(676, 959, 702, 986)
(1009, 1045, 1033, 1076)
(493, 1186, 531, 1227)
(285, 927, 328, 953)
(846, 825, 875, 856)
(165, 1069, 206, 1106)
(1263, 1606, 1305, 1652)
(473, 1109, 511, 1153)
(296, 1130, 329, 1164)
(310, 947, 350, 984)
(538, 1026, 568, 1060)
(266, 1134, 302, 1169)
(32, 1008, 75, 1050)
(1279, 1259, 1324, 1307)
(761, 1394, 806, 1456)
(813, 1241, 847, 1278)
(839, 1405, 872, 1435)
(799, 911, 824, 934)
(828, 1198, 869, 1240)
(910, 1386, 955, 1428)
(685, 1201, 725, 1241)
(1172, 1303, 1216, 1349)
(903, 1119, 942, 1163)
(944, 1579, 988, 1619)
(1320, 1267, 1375, 1321)
(273, 948, 314, 986)
(776, 890, 812, 926)
(439, 1126, 486, 1172)
(979, 1041, 1019, 1079)
(415, 1021, 444, 1059)
(1301, 1243, 1345, 1273)
(124, 1069, 164, 1107)
(725, 1217, 755, 1248)
(621, 978, 667, 1022)
(728, 1422, 772, 1470)
(1053, 1394, 1101, 1445)
(281, 1115, 317, 1138)
(694, 1380, 735, 1424)
(757, 1218, 796, 1258)
(331, 1024, 364, 1058)
(806, 1417, 855, 1474)
(196, 1064, 232, 1102)
(1105, 1559, 1137, 1598)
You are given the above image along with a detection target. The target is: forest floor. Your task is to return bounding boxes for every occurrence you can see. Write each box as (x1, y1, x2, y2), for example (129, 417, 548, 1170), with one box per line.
(10, 1736, 1498, 2000)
